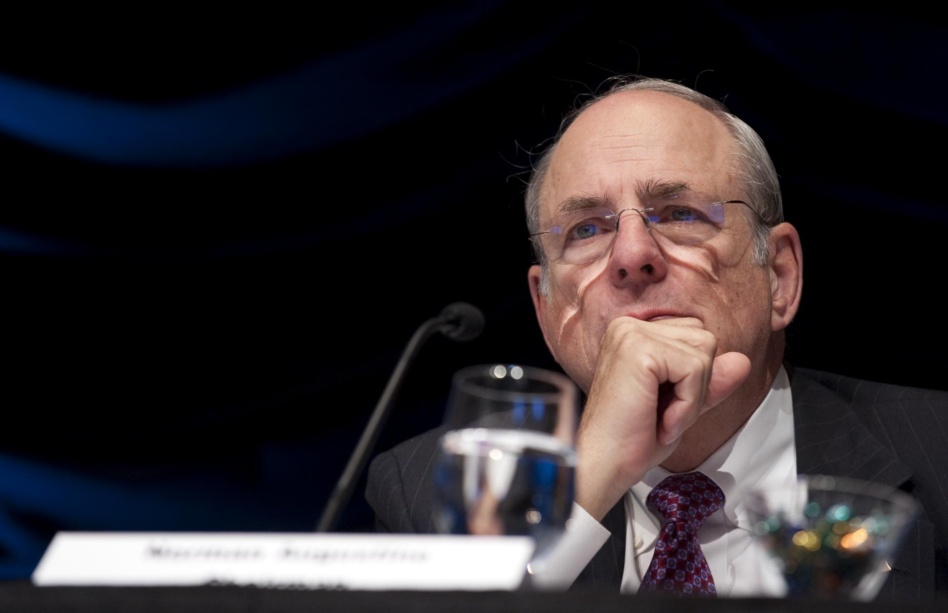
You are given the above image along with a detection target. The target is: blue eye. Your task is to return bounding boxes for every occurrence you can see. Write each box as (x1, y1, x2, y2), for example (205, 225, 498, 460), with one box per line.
(672, 207, 699, 222)
(649, 205, 708, 224)
(564, 212, 617, 242)
(573, 222, 602, 240)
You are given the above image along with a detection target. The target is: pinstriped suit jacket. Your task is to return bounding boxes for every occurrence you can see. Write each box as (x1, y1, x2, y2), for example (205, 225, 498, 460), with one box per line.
(364, 367, 948, 602)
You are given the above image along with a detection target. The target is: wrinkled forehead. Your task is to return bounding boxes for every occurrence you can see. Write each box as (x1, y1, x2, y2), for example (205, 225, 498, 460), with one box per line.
(541, 90, 739, 217)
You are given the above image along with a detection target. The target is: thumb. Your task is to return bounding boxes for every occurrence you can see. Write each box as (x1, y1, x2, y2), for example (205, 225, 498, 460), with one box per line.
(704, 351, 752, 410)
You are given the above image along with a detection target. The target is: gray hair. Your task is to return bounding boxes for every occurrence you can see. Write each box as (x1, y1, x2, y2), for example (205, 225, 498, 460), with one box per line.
(526, 76, 783, 294)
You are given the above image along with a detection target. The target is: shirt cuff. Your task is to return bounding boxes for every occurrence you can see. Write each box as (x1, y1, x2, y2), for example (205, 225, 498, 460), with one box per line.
(524, 502, 612, 590)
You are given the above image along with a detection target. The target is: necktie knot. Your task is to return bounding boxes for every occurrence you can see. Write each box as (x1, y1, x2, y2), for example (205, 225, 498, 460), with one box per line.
(647, 471, 724, 530)
(642, 471, 724, 596)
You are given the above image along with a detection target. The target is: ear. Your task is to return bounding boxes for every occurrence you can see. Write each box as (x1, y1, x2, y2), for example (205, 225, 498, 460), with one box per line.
(528, 264, 558, 358)
(768, 222, 803, 331)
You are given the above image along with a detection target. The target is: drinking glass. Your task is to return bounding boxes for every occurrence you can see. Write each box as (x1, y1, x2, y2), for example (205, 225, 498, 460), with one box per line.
(432, 364, 580, 568)
(746, 474, 920, 601)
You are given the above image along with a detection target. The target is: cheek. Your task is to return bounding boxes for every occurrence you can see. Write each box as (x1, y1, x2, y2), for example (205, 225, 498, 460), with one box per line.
(713, 265, 773, 351)
(545, 260, 607, 338)
(542, 261, 611, 389)
(664, 228, 751, 280)
(674, 239, 772, 349)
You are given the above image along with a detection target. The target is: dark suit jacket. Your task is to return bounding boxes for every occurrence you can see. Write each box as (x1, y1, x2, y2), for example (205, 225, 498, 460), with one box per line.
(364, 367, 948, 602)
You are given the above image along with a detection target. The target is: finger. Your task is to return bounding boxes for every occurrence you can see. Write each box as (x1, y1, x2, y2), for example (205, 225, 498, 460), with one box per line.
(630, 317, 719, 357)
(655, 351, 750, 445)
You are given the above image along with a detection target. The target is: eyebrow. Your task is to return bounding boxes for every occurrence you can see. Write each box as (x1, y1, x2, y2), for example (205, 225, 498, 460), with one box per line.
(551, 180, 694, 216)
(639, 179, 691, 199)
(554, 195, 608, 215)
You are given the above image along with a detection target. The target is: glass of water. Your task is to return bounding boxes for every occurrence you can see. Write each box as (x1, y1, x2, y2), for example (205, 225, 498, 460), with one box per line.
(432, 363, 580, 568)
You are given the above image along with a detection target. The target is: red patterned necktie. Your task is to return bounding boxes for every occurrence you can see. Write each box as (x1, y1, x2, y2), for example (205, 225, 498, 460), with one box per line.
(641, 471, 725, 596)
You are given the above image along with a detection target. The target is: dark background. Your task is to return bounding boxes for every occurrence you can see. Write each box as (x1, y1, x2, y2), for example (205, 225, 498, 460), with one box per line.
(0, 2, 945, 579)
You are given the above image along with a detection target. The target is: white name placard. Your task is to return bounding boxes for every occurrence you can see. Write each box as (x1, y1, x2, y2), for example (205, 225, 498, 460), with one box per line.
(31, 532, 535, 591)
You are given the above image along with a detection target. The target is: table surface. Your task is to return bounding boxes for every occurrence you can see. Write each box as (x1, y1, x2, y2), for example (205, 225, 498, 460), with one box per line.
(2, 582, 947, 613)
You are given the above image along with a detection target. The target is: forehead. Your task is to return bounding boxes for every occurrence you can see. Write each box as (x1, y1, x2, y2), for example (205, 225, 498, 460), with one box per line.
(541, 90, 739, 214)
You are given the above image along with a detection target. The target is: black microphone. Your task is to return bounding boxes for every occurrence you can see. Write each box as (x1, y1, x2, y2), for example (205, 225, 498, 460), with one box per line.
(436, 301, 485, 342)
(315, 302, 485, 532)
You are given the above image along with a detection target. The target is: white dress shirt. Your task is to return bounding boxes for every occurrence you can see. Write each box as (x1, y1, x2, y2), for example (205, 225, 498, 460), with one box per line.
(528, 366, 795, 597)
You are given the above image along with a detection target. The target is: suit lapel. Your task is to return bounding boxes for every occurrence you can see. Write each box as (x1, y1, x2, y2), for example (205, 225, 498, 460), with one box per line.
(791, 370, 912, 487)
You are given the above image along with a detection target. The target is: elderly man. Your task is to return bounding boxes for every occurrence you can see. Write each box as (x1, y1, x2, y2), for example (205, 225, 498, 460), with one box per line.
(366, 76, 948, 601)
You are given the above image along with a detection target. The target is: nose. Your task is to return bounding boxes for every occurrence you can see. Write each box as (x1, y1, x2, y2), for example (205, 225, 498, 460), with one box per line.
(607, 209, 668, 285)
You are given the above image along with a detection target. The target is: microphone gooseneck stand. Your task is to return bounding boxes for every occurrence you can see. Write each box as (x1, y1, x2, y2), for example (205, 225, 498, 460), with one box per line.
(315, 302, 484, 533)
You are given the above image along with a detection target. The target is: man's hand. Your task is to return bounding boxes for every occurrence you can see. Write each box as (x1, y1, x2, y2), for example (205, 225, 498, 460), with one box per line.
(573, 316, 751, 520)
